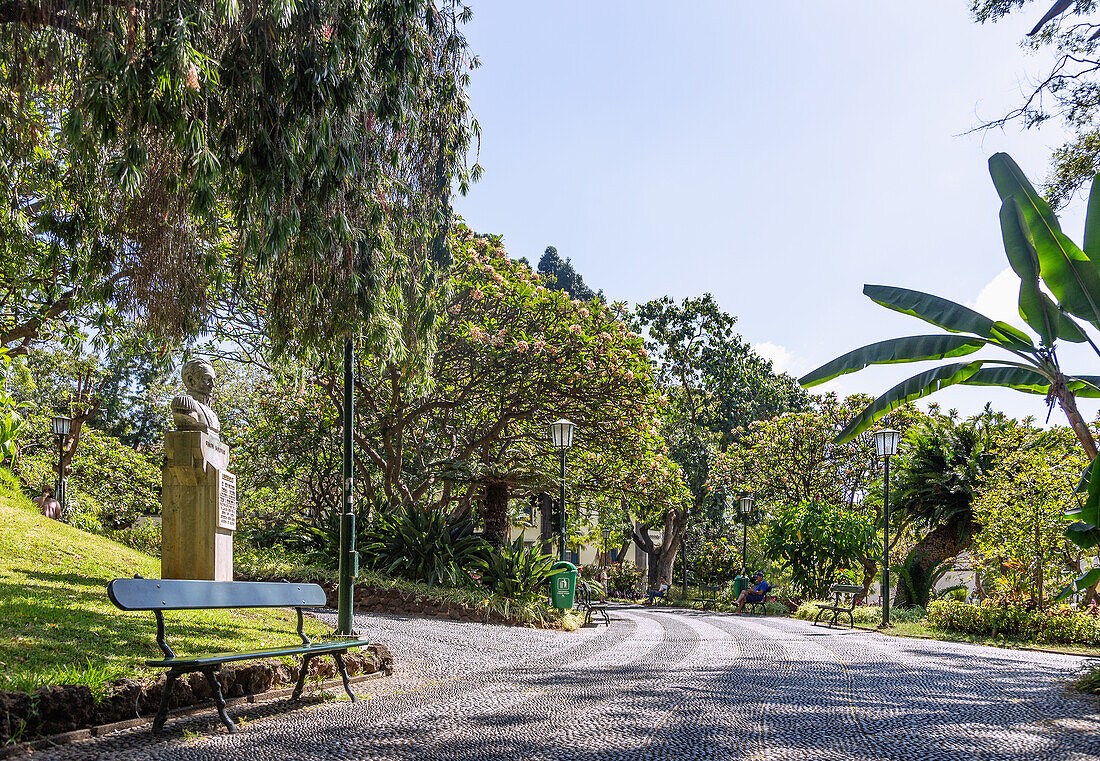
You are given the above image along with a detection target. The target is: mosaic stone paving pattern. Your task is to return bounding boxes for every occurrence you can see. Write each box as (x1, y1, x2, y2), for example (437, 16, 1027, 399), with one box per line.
(28, 606, 1100, 760)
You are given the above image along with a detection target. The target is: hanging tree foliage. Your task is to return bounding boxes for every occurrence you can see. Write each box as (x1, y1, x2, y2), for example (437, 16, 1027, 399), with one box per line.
(0, 1, 480, 355)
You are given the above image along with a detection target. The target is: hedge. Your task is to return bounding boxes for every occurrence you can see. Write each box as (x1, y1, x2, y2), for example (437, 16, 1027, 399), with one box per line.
(927, 600, 1100, 645)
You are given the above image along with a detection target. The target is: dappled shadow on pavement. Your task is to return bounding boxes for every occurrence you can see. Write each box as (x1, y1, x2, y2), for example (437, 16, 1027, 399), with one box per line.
(28, 609, 1100, 760)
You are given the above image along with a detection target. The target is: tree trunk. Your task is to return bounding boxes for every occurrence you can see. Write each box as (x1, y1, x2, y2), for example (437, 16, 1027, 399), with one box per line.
(483, 481, 509, 549)
(1056, 383, 1098, 461)
(615, 538, 631, 564)
(858, 555, 878, 599)
(652, 508, 687, 588)
(896, 515, 977, 608)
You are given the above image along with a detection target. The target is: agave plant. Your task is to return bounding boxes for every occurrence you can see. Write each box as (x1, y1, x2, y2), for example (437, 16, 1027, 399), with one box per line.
(363, 505, 488, 589)
(801, 153, 1100, 599)
(477, 533, 559, 604)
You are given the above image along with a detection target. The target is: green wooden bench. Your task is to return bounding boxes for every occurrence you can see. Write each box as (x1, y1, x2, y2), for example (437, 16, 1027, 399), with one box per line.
(107, 577, 372, 734)
(813, 584, 865, 628)
(690, 585, 719, 610)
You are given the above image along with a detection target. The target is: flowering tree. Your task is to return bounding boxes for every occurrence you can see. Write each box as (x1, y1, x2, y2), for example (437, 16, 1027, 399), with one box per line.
(319, 228, 689, 547)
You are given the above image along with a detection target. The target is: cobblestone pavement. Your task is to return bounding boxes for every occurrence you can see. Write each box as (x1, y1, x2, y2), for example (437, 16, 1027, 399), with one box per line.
(30, 606, 1100, 760)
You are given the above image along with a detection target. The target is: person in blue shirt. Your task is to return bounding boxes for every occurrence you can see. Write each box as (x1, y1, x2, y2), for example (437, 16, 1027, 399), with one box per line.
(735, 571, 770, 614)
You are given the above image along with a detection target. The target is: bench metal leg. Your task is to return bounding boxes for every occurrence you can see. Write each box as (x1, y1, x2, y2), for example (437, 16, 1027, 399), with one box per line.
(153, 669, 181, 732)
(203, 667, 237, 734)
(332, 652, 356, 702)
(292, 654, 314, 701)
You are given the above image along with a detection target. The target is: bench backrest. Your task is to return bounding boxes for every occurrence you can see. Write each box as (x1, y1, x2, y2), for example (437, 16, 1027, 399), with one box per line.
(830, 584, 864, 596)
(108, 579, 327, 611)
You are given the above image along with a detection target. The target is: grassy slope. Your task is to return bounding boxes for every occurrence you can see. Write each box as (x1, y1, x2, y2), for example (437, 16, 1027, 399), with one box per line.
(0, 480, 328, 695)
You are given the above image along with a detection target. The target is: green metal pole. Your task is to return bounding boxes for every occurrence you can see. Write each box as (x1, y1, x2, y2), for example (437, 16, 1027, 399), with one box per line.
(337, 338, 356, 635)
(559, 449, 567, 562)
(742, 518, 748, 576)
(882, 454, 891, 628)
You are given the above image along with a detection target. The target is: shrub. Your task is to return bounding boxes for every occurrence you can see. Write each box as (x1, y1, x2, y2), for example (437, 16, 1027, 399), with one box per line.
(1072, 665, 1100, 695)
(927, 600, 1100, 645)
(606, 561, 644, 597)
(17, 415, 160, 529)
(235, 545, 338, 583)
(106, 519, 161, 557)
(363, 505, 487, 588)
(793, 601, 887, 626)
(478, 534, 558, 604)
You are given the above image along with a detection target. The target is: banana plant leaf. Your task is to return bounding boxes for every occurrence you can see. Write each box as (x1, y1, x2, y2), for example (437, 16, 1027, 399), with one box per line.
(799, 334, 986, 387)
(863, 285, 1033, 350)
(1056, 567, 1100, 602)
(1066, 522, 1100, 550)
(1084, 171, 1100, 269)
(1000, 197, 1087, 344)
(1028, 0, 1072, 36)
(956, 365, 1051, 394)
(1066, 453, 1100, 528)
(990, 153, 1100, 329)
(834, 361, 984, 444)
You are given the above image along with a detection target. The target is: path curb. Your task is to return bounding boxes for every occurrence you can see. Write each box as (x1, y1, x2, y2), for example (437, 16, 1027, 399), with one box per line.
(2, 671, 387, 758)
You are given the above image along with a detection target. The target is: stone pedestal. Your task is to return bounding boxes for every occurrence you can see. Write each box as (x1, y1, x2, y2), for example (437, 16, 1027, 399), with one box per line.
(161, 430, 236, 581)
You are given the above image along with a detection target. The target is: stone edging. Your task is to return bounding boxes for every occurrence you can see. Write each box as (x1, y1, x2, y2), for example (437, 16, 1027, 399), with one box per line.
(0, 646, 393, 746)
(1, 671, 386, 758)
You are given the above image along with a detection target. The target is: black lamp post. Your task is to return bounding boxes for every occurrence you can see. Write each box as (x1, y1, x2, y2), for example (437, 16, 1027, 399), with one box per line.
(602, 526, 611, 567)
(874, 428, 901, 627)
(738, 494, 754, 575)
(51, 415, 71, 515)
(550, 419, 575, 562)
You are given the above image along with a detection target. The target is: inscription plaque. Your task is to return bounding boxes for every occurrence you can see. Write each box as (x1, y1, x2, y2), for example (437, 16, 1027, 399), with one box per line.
(218, 471, 237, 531)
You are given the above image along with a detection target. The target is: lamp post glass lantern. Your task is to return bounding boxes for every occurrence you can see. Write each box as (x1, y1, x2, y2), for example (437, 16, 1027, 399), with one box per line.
(602, 527, 611, 567)
(52, 416, 70, 515)
(874, 429, 901, 627)
(551, 419, 575, 561)
(738, 494, 754, 575)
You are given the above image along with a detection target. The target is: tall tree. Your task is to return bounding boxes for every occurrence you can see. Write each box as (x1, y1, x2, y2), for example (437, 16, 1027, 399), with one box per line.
(632, 294, 807, 582)
(537, 246, 601, 303)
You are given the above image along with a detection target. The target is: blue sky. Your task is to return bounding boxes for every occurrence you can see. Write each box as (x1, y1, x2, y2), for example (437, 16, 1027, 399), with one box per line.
(452, 1, 1099, 425)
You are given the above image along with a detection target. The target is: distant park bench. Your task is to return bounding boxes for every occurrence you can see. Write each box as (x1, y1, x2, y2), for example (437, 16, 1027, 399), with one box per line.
(107, 577, 372, 734)
(690, 585, 719, 610)
(813, 584, 865, 628)
(576, 579, 610, 626)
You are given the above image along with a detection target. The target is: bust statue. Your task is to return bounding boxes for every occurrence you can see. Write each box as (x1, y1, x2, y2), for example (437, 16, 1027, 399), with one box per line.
(171, 358, 221, 436)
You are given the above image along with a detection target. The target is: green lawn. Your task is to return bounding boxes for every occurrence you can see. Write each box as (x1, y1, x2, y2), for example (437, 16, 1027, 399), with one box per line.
(0, 481, 328, 696)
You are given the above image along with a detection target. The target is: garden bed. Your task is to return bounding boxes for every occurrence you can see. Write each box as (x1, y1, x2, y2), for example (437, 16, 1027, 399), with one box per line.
(236, 550, 581, 630)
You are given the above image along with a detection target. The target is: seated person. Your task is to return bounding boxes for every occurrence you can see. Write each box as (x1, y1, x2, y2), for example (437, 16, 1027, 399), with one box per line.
(735, 571, 770, 614)
(646, 576, 670, 605)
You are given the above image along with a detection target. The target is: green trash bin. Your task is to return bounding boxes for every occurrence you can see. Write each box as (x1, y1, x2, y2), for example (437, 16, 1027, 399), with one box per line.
(551, 561, 578, 609)
(733, 575, 749, 600)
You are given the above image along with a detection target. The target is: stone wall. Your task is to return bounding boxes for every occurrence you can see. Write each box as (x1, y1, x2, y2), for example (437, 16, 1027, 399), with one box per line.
(0, 646, 392, 744)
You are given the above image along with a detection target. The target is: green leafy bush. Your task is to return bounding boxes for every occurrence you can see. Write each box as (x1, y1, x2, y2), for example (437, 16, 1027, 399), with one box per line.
(235, 545, 338, 583)
(927, 600, 1100, 645)
(17, 415, 160, 529)
(762, 501, 875, 599)
(363, 505, 487, 588)
(105, 519, 161, 557)
(793, 601, 928, 625)
(478, 534, 557, 604)
(606, 561, 644, 597)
